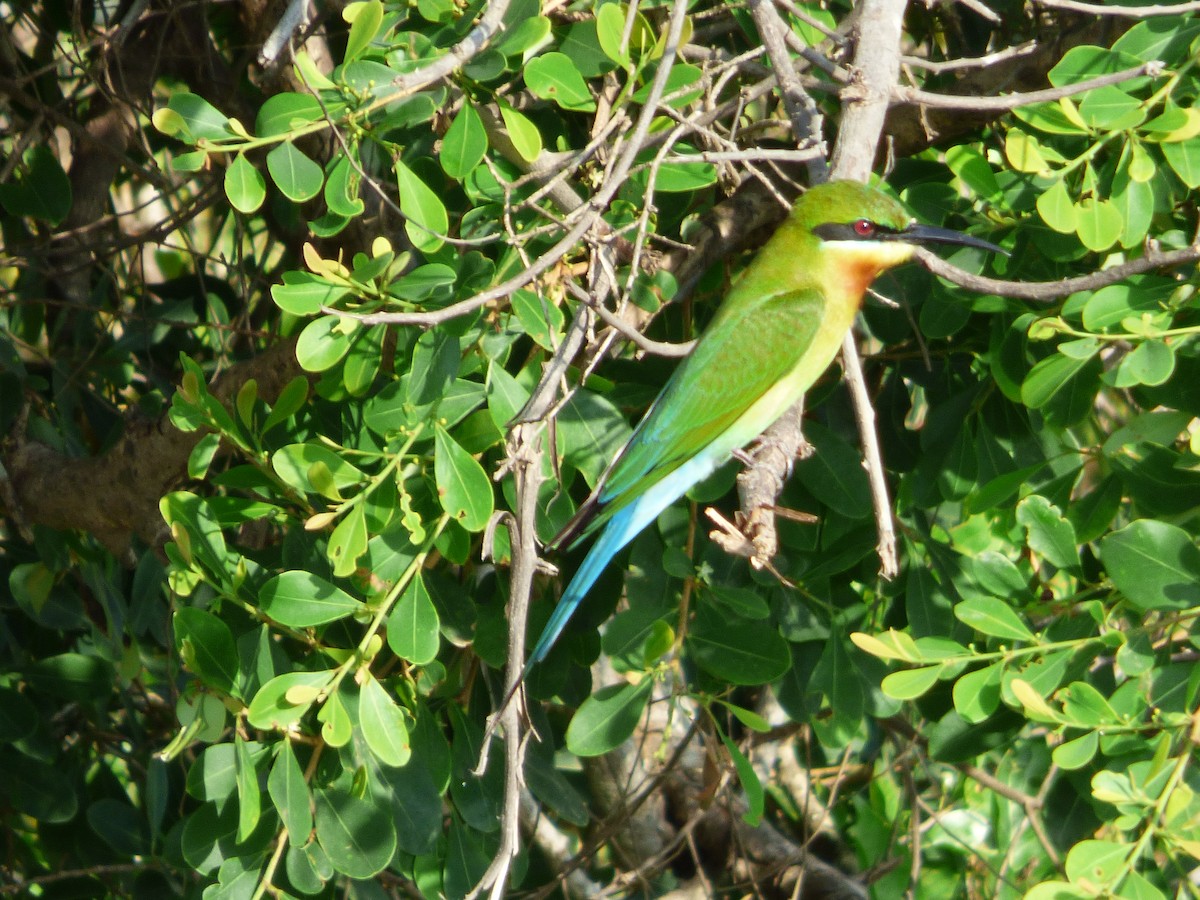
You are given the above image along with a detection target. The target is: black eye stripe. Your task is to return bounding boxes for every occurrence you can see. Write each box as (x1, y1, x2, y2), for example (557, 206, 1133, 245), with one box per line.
(813, 222, 903, 241)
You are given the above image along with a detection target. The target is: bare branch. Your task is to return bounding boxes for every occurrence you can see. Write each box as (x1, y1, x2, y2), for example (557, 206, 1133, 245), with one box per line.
(1033, 0, 1200, 16)
(914, 242, 1200, 301)
(894, 62, 1164, 111)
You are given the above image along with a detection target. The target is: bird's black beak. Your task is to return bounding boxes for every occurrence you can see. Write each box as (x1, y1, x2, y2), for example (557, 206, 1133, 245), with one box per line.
(893, 222, 1009, 256)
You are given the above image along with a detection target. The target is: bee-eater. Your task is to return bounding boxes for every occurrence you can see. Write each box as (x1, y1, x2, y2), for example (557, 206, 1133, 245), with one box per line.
(522, 179, 1004, 680)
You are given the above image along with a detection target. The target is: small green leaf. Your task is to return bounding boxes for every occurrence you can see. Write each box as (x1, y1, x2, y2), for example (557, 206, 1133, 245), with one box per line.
(720, 729, 763, 826)
(395, 159, 449, 252)
(1161, 137, 1200, 188)
(1016, 495, 1080, 570)
(881, 665, 943, 700)
(255, 92, 323, 136)
(386, 574, 440, 664)
(440, 102, 488, 178)
(259, 570, 363, 627)
(525, 51, 596, 111)
(174, 607, 239, 693)
(1053, 730, 1098, 770)
(324, 153, 364, 217)
(266, 142, 324, 202)
(498, 100, 542, 162)
(295, 314, 353, 372)
(163, 92, 232, 141)
(246, 670, 334, 730)
(234, 734, 262, 842)
(269, 740, 313, 847)
(328, 504, 368, 577)
(954, 597, 1036, 642)
(565, 680, 653, 757)
(1117, 340, 1174, 387)
(1099, 519, 1200, 612)
(344, 0, 384, 61)
(1021, 353, 1091, 409)
(1036, 180, 1076, 234)
(271, 272, 349, 316)
(434, 424, 494, 532)
(952, 663, 1003, 724)
(511, 289, 564, 351)
(314, 785, 396, 879)
(224, 153, 266, 213)
(359, 673, 412, 767)
(1074, 197, 1121, 252)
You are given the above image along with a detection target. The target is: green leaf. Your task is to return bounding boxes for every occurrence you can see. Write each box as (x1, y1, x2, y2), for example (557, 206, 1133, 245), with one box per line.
(525, 51, 596, 111)
(314, 785, 396, 879)
(26, 652, 115, 702)
(271, 272, 349, 316)
(359, 673, 412, 767)
(434, 424, 494, 532)
(1077, 85, 1145, 130)
(954, 597, 1036, 642)
(344, 0, 384, 62)
(174, 607, 239, 694)
(224, 153, 266, 214)
(328, 503, 368, 577)
(0, 687, 38, 744)
(268, 740, 313, 847)
(1021, 352, 1091, 409)
(1016, 495, 1080, 570)
(1074, 197, 1122, 252)
(952, 663, 1003, 724)
(162, 92, 232, 141)
(498, 100, 542, 162)
(295, 314, 354, 372)
(1099, 519, 1200, 612)
(1112, 163, 1154, 247)
(272, 442, 365, 495)
(1052, 730, 1098, 770)
(440, 102, 488, 178)
(1116, 340, 1174, 387)
(565, 679, 653, 757)
(511, 288, 564, 351)
(792, 422, 872, 518)
(247, 670, 334, 730)
(721, 729, 764, 826)
(395, 159, 449, 252)
(255, 92, 323, 136)
(234, 734, 262, 842)
(324, 153, 364, 218)
(259, 570, 363, 627)
(318, 687, 352, 746)
(386, 574, 440, 664)
(266, 142, 324, 202)
(1036, 180, 1076, 234)
(881, 665, 943, 700)
(595, 2, 631, 66)
(945, 145, 1004, 202)
(1064, 839, 1128, 890)
(0, 147, 72, 225)
(1161, 137, 1200, 188)
(687, 612, 791, 685)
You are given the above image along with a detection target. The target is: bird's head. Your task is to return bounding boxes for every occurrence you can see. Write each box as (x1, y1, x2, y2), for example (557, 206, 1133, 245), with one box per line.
(796, 180, 1005, 300)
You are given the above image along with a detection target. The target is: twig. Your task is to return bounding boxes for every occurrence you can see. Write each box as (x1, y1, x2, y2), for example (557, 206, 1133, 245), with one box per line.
(467, 424, 544, 899)
(564, 283, 695, 358)
(901, 40, 1039, 73)
(746, 0, 830, 183)
(954, 0, 1002, 24)
(1033, 0, 1200, 16)
(894, 62, 1164, 111)
(259, 0, 308, 66)
(841, 336, 898, 579)
(914, 242, 1200, 301)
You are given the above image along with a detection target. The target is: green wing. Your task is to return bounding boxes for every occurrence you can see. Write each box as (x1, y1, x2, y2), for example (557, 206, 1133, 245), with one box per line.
(595, 286, 829, 519)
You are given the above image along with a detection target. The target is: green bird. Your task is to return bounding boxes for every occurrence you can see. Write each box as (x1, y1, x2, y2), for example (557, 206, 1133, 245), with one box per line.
(525, 179, 1004, 675)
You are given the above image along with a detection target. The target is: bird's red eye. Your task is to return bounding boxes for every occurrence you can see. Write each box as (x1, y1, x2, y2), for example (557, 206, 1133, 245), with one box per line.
(853, 219, 875, 237)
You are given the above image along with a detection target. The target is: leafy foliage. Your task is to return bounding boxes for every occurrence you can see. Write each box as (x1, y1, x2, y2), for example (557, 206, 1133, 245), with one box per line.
(4, 1, 1200, 898)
